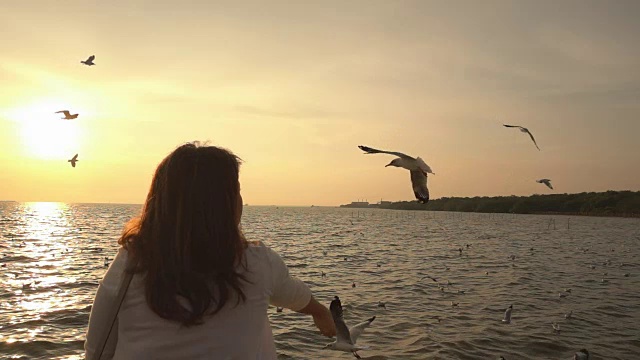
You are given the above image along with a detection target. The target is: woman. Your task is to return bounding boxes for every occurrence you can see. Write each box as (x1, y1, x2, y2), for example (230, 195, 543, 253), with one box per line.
(85, 142, 336, 359)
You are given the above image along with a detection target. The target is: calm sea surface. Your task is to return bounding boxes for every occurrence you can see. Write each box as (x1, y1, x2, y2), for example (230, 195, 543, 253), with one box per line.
(0, 202, 639, 359)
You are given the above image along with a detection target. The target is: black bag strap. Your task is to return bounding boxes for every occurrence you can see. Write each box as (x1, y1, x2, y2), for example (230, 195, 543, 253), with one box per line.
(93, 266, 134, 360)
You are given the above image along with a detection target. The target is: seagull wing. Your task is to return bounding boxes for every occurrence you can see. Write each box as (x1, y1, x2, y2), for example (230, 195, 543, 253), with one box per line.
(358, 145, 414, 160)
(87, 55, 95, 62)
(504, 307, 512, 321)
(330, 297, 353, 345)
(410, 170, 430, 203)
(524, 129, 541, 150)
(56, 110, 71, 116)
(71, 154, 78, 161)
(415, 157, 434, 174)
(545, 180, 553, 189)
(349, 316, 375, 343)
(503, 124, 523, 129)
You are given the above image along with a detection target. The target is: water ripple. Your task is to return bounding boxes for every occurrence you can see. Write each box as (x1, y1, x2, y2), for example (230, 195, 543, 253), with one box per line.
(1, 203, 639, 359)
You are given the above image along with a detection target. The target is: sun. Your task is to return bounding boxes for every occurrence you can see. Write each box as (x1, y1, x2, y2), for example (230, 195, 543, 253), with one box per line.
(8, 98, 85, 160)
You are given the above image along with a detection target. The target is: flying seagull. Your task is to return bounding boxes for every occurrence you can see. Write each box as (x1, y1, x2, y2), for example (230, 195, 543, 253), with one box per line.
(565, 310, 573, 320)
(56, 110, 79, 120)
(502, 305, 512, 324)
(537, 179, 553, 190)
(68, 154, 79, 168)
(574, 349, 590, 360)
(358, 145, 433, 203)
(324, 296, 375, 359)
(420, 275, 438, 283)
(81, 55, 96, 66)
(503, 124, 540, 150)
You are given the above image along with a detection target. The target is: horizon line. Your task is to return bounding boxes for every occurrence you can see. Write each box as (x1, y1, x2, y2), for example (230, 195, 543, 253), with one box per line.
(3, 189, 639, 207)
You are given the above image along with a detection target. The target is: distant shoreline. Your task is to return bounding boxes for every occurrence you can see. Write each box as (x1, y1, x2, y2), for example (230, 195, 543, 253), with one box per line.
(341, 208, 640, 219)
(339, 190, 640, 219)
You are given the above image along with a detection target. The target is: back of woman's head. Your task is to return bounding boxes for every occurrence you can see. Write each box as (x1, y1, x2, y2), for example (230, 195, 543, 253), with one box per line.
(119, 141, 247, 326)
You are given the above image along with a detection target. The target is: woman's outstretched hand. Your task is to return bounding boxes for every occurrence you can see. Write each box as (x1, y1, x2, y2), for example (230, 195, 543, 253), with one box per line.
(296, 296, 337, 337)
(312, 307, 337, 337)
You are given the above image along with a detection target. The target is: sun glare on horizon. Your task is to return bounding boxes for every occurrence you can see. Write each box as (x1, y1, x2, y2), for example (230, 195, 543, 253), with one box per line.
(8, 99, 85, 160)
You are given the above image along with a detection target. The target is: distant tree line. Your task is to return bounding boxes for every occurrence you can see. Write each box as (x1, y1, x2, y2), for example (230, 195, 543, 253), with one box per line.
(349, 191, 640, 217)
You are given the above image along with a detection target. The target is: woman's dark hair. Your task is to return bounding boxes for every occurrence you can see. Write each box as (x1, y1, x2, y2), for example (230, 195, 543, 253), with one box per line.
(119, 141, 248, 326)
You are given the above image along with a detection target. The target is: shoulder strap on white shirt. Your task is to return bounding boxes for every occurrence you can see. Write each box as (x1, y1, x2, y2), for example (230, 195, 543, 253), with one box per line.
(92, 266, 134, 360)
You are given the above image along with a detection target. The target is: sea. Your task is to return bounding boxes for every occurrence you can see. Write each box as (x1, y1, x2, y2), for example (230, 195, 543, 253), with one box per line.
(1, 202, 639, 359)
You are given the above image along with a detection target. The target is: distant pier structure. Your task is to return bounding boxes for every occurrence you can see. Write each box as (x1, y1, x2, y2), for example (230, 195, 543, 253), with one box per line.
(340, 199, 394, 208)
(340, 199, 370, 208)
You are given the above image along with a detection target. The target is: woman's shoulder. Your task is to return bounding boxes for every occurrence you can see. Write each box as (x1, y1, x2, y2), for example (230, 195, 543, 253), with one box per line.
(244, 241, 281, 263)
(245, 240, 271, 255)
(99, 247, 131, 293)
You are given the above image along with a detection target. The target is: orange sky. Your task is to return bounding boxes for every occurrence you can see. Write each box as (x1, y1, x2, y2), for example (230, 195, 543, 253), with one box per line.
(1, 1, 639, 205)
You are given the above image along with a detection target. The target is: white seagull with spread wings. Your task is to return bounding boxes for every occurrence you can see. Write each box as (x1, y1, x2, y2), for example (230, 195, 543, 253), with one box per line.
(324, 296, 375, 359)
(503, 124, 540, 150)
(81, 55, 96, 66)
(536, 179, 553, 190)
(358, 145, 433, 203)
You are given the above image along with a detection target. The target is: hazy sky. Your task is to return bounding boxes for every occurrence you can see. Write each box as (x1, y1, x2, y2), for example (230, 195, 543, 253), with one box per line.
(1, 1, 639, 205)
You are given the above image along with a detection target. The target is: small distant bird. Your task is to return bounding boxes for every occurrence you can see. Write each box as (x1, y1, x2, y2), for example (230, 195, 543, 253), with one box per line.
(377, 301, 386, 309)
(485, 271, 490, 275)
(56, 110, 79, 120)
(324, 296, 375, 359)
(450, 301, 459, 307)
(421, 275, 438, 282)
(321, 271, 327, 278)
(502, 305, 513, 324)
(22, 282, 33, 289)
(276, 307, 283, 313)
(590, 265, 596, 270)
(457, 290, 465, 294)
(352, 282, 356, 288)
(376, 262, 381, 268)
(552, 322, 561, 332)
(458, 248, 463, 255)
(68, 154, 79, 168)
(624, 273, 630, 277)
(503, 124, 540, 150)
(536, 179, 553, 190)
(564, 288, 572, 293)
(565, 310, 573, 320)
(559, 293, 568, 298)
(358, 145, 433, 203)
(509, 254, 516, 261)
(323, 250, 328, 256)
(81, 55, 96, 66)
(574, 349, 590, 360)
